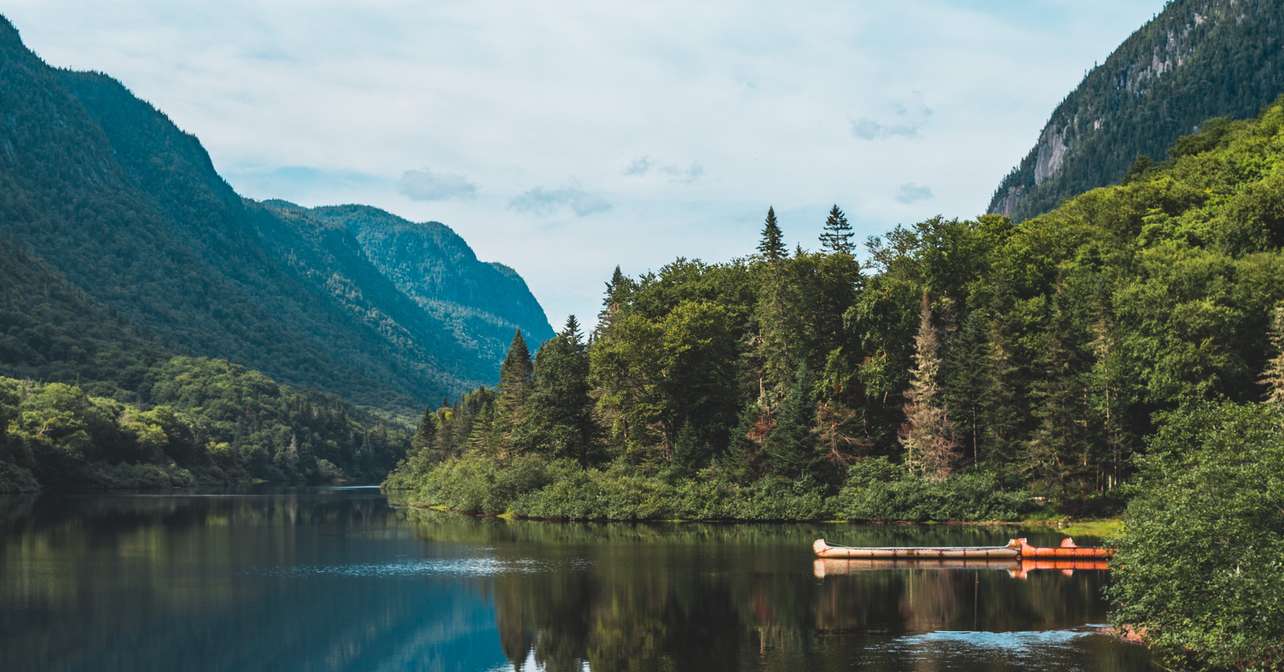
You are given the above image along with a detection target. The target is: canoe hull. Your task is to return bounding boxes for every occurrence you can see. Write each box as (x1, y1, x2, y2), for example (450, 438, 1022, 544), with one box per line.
(813, 557, 1110, 579)
(812, 538, 1019, 560)
(812, 537, 1114, 561)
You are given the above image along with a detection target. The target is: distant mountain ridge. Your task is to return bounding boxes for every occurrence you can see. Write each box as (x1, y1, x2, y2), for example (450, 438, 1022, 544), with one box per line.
(989, 0, 1284, 221)
(0, 15, 551, 410)
(266, 201, 554, 369)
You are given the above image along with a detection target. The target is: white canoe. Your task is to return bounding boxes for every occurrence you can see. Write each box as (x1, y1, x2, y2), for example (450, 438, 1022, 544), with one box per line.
(812, 538, 1021, 560)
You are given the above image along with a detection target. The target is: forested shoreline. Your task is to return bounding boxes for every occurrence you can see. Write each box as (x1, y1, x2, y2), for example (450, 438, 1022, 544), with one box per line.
(0, 357, 408, 493)
(388, 101, 1284, 521)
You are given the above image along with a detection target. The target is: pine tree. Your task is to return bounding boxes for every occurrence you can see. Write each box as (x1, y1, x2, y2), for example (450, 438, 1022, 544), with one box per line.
(598, 266, 633, 330)
(979, 320, 1022, 471)
(492, 330, 533, 455)
(1025, 327, 1088, 492)
(764, 362, 820, 478)
(1090, 317, 1131, 491)
(818, 204, 855, 254)
(756, 206, 786, 262)
(1263, 302, 1284, 406)
(721, 400, 766, 483)
(899, 292, 958, 480)
(411, 407, 437, 454)
(528, 316, 595, 465)
(754, 208, 797, 407)
(942, 310, 987, 465)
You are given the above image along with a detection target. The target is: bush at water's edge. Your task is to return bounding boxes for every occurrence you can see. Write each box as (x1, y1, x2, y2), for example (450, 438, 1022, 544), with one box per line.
(0, 461, 40, 493)
(1108, 402, 1284, 671)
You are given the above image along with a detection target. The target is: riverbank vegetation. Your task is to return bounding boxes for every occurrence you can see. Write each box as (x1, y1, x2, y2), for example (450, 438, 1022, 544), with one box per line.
(0, 356, 408, 492)
(1110, 401, 1284, 670)
(389, 103, 1284, 533)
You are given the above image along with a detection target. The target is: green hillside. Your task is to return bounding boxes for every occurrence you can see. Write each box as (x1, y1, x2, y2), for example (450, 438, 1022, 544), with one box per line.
(0, 16, 551, 411)
(989, 0, 1284, 221)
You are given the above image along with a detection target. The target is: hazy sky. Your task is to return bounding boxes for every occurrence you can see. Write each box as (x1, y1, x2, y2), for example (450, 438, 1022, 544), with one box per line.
(6, 1, 1166, 328)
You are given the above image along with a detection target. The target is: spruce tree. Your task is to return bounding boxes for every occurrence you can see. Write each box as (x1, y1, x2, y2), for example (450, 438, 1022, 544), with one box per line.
(1091, 317, 1131, 490)
(942, 310, 986, 465)
(819, 204, 855, 254)
(721, 400, 765, 483)
(1263, 302, 1284, 406)
(528, 316, 594, 465)
(492, 330, 533, 455)
(899, 292, 958, 480)
(757, 206, 786, 262)
(1025, 329, 1087, 492)
(598, 266, 633, 330)
(754, 207, 797, 407)
(411, 407, 437, 454)
(979, 320, 1022, 472)
(764, 363, 820, 478)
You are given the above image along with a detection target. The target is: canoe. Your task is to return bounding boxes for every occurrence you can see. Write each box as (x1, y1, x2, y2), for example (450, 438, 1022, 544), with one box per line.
(812, 537, 1114, 561)
(1015, 537, 1115, 559)
(812, 538, 1019, 560)
(812, 557, 1110, 579)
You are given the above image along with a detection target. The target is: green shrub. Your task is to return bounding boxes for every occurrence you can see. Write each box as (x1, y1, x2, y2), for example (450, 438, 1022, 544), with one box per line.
(85, 462, 196, 489)
(417, 453, 558, 515)
(1109, 402, 1284, 671)
(0, 461, 40, 493)
(834, 457, 1032, 521)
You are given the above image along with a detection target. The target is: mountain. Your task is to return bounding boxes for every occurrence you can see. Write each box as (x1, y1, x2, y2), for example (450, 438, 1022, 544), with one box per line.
(989, 0, 1284, 221)
(265, 202, 554, 370)
(0, 15, 551, 411)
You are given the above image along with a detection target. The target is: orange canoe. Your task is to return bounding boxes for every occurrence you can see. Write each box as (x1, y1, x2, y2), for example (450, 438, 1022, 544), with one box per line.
(1014, 537, 1114, 559)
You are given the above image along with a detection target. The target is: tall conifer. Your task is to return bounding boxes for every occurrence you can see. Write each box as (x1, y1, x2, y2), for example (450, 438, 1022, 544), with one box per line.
(493, 330, 533, 455)
(529, 316, 594, 464)
(899, 292, 958, 480)
(819, 204, 855, 254)
(757, 206, 786, 262)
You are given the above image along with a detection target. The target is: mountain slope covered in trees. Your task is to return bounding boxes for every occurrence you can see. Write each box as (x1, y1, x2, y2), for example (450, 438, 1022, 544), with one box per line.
(266, 201, 554, 368)
(989, 0, 1284, 221)
(0, 15, 550, 410)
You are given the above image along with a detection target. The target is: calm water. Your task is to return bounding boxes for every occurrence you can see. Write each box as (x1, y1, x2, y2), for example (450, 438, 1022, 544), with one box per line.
(0, 489, 1155, 672)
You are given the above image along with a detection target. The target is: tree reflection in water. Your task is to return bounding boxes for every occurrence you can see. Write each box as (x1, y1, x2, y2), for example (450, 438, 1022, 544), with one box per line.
(404, 510, 1154, 672)
(0, 494, 1152, 672)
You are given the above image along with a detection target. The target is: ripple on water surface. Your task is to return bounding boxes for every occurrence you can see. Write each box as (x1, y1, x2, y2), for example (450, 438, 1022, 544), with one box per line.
(250, 557, 550, 578)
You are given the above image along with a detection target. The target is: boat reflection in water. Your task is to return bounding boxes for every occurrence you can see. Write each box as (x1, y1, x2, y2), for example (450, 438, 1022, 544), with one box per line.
(815, 557, 1112, 580)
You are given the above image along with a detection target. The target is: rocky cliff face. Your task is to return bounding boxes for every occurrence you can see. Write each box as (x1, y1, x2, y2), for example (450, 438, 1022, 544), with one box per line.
(989, 0, 1284, 222)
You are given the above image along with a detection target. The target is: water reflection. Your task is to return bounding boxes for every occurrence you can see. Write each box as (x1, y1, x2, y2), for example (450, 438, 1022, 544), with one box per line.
(0, 492, 1154, 672)
(400, 510, 1151, 672)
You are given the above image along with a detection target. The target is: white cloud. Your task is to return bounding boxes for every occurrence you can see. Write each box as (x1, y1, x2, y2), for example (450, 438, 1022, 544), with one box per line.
(510, 184, 611, 217)
(896, 182, 934, 204)
(398, 168, 477, 201)
(623, 156, 703, 183)
(1, 0, 1169, 327)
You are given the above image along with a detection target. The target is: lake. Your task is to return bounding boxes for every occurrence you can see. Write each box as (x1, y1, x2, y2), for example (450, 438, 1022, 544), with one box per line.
(0, 488, 1155, 671)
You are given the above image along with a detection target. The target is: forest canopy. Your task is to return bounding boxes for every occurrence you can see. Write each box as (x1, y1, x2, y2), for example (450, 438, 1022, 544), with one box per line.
(389, 99, 1284, 523)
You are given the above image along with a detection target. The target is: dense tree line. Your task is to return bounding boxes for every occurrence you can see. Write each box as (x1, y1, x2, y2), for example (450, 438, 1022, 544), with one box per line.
(0, 356, 408, 492)
(390, 100, 1284, 524)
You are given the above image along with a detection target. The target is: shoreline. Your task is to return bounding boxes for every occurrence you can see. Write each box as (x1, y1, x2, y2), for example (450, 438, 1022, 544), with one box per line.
(392, 497, 1122, 536)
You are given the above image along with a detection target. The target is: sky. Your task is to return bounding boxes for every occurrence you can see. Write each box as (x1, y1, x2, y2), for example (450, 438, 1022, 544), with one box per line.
(5, 0, 1167, 329)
